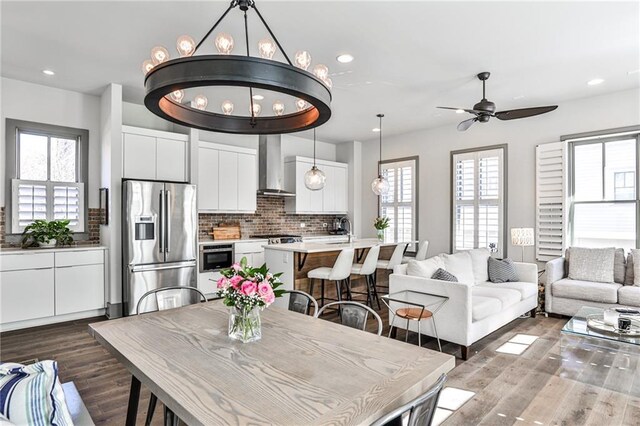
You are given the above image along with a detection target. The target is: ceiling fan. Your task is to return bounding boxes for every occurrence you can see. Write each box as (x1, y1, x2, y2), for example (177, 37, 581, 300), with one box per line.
(438, 72, 558, 131)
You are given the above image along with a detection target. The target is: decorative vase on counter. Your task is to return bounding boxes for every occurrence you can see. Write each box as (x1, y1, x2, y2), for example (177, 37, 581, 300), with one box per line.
(376, 229, 385, 241)
(228, 305, 262, 343)
(39, 239, 57, 248)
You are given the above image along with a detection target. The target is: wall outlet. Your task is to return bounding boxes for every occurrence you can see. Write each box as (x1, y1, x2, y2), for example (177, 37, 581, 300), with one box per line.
(323, 223, 328, 228)
(300, 222, 306, 228)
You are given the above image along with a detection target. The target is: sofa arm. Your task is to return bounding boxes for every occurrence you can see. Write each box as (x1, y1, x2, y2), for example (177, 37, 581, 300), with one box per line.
(513, 262, 538, 284)
(546, 257, 565, 286)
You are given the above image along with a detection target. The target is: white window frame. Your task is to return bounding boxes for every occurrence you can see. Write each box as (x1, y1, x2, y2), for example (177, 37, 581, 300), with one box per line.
(378, 157, 418, 252)
(451, 145, 507, 257)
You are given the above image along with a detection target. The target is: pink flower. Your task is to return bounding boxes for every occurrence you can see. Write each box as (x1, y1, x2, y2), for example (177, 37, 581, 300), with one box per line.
(229, 275, 243, 289)
(216, 277, 229, 289)
(261, 288, 275, 305)
(231, 262, 242, 272)
(241, 281, 257, 296)
(257, 281, 272, 296)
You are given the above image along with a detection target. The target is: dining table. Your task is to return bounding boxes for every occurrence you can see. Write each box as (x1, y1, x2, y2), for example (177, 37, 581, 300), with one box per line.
(88, 300, 455, 425)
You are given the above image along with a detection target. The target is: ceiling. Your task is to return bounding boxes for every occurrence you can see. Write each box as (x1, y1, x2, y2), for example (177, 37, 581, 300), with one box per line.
(2, 1, 639, 143)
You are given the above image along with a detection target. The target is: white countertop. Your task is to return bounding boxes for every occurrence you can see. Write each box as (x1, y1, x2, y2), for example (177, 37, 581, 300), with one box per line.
(263, 238, 415, 254)
(198, 238, 267, 245)
(0, 245, 108, 255)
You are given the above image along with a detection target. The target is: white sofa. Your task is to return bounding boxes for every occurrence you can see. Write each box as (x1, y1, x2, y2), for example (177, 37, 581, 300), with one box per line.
(389, 248, 538, 359)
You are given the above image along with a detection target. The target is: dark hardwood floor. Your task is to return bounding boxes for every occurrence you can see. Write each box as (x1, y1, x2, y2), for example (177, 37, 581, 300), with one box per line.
(2, 276, 639, 425)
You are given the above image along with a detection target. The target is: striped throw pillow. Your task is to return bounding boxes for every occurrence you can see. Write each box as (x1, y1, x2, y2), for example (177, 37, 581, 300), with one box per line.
(0, 361, 73, 426)
(488, 257, 520, 283)
(431, 268, 458, 282)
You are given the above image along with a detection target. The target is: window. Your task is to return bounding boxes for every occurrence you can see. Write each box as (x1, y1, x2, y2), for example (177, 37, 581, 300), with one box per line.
(451, 145, 506, 257)
(379, 157, 418, 251)
(5, 119, 88, 234)
(570, 135, 639, 250)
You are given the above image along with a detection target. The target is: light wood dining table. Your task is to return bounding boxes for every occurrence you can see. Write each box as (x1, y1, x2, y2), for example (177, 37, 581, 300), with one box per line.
(88, 300, 455, 425)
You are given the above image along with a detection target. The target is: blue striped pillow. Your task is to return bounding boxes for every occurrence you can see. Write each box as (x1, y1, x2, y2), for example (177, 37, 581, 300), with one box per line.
(0, 361, 73, 426)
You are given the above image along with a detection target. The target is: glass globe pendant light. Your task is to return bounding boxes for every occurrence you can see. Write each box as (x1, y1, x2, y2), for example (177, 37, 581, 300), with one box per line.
(371, 113, 390, 196)
(304, 129, 326, 191)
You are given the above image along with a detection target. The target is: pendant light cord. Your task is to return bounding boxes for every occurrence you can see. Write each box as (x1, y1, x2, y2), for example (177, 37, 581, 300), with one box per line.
(378, 113, 384, 178)
(313, 129, 317, 167)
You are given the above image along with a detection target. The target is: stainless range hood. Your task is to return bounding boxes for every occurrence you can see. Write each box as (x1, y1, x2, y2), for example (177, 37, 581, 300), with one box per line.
(257, 135, 296, 197)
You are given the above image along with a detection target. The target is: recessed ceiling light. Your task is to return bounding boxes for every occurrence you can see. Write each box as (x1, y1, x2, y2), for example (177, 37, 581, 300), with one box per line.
(42, 69, 55, 76)
(252, 94, 264, 100)
(372, 127, 381, 132)
(336, 54, 354, 64)
(455, 109, 465, 114)
(587, 78, 604, 86)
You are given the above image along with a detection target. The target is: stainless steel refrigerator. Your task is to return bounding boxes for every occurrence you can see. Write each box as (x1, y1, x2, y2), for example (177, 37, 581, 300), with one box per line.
(122, 180, 198, 316)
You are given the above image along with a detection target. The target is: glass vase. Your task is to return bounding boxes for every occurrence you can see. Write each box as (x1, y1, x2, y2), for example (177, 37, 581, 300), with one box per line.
(377, 229, 385, 241)
(228, 305, 262, 343)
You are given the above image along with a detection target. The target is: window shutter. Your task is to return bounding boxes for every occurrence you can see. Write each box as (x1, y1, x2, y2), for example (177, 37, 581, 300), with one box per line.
(535, 142, 567, 261)
(12, 180, 48, 231)
(53, 183, 85, 231)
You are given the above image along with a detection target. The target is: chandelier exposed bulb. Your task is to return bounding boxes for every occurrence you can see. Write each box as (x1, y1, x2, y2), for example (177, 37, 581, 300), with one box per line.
(176, 35, 196, 57)
(295, 98, 308, 111)
(221, 100, 234, 115)
(294, 50, 312, 70)
(193, 94, 208, 110)
(151, 46, 170, 65)
(323, 77, 333, 89)
(258, 38, 277, 59)
(273, 101, 285, 116)
(169, 90, 184, 103)
(214, 33, 234, 54)
(251, 103, 262, 116)
(142, 59, 154, 75)
(312, 64, 329, 81)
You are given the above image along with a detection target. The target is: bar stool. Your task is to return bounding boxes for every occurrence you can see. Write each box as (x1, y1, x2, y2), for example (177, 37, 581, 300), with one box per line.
(308, 248, 355, 308)
(349, 245, 381, 309)
(402, 240, 429, 264)
(376, 243, 408, 292)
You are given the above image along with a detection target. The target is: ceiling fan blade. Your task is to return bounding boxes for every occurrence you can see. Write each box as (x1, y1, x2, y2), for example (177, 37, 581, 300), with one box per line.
(437, 106, 482, 115)
(495, 105, 558, 120)
(457, 117, 478, 131)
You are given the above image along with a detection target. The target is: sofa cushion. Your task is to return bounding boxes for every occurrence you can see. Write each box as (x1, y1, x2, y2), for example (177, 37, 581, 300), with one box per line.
(468, 248, 491, 283)
(431, 268, 458, 282)
(567, 247, 615, 283)
(441, 251, 475, 285)
(625, 253, 635, 285)
(472, 286, 521, 309)
(552, 278, 621, 303)
(406, 256, 446, 279)
(632, 249, 640, 286)
(488, 257, 520, 283)
(618, 286, 640, 307)
(477, 281, 538, 300)
(471, 295, 502, 321)
(566, 247, 625, 284)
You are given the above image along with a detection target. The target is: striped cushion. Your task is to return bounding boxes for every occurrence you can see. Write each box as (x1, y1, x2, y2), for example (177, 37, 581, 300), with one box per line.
(488, 257, 520, 283)
(0, 361, 73, 426)
(431, 268, 458, 282)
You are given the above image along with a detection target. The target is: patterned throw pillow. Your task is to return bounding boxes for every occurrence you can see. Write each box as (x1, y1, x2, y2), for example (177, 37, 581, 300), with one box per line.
(431, 268, 458, 282)
(488, 257, 520, 283)
(0, 361, 73, 425)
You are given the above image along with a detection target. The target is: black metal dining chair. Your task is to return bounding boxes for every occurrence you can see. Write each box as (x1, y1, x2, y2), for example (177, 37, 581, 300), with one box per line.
(315, 301, 383, 336)
(283, 289, 319, 316)
(370, 374, 447, 426)
(136, 286, 207, 426)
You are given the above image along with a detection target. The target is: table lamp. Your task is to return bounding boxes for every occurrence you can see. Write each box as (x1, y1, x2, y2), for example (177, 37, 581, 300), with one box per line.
(511, 228, 534, 261)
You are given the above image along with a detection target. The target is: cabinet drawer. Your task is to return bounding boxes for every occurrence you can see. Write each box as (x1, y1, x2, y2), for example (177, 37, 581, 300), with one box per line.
(55, 264, 105, 315)
(55, 250, 104, 267)
(234, 242, 265, 254)
(0, 253, 54, 272)
(1, 269, 55, 323)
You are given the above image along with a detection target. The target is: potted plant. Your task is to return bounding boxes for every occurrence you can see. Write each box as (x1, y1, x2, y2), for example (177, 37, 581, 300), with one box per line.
(21, 220, 74, 248)
(215, 257, 284, 343)
(374, 216, 390, 241)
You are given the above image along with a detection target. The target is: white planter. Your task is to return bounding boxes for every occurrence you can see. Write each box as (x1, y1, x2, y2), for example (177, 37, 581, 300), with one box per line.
(38, 239, 57, 248)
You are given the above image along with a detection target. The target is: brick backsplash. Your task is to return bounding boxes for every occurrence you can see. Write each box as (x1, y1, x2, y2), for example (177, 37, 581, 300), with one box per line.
(199, 195, 343, 239)
(0, 206, 102, 248)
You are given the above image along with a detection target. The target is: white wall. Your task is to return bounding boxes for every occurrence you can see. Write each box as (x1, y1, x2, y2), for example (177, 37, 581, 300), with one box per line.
(360, 88, 640, 262)
(1, 77, 101, 207)
(337, 141, 362, 237)
(122, 101, 175, 133)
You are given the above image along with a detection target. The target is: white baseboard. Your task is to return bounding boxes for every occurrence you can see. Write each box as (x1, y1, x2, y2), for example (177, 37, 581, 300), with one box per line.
(0, 309, 106, 332)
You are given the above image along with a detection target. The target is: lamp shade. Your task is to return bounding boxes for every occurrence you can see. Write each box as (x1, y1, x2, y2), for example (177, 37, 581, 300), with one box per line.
(511, 228, 534, 247)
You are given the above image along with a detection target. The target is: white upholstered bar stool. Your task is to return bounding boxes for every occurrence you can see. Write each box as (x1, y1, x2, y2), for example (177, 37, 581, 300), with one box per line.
(349, 245, 381, 309)
(308, 248, 355, 308)
(376, 243, 408, 292)
(402, 240, 429, 264)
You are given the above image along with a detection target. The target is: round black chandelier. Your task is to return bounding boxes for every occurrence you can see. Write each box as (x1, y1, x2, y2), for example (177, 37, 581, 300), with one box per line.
(142, 0, 332, 134)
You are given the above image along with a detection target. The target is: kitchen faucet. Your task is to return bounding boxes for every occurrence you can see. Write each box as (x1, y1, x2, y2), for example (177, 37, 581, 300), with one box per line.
(340, 217, 353, 243)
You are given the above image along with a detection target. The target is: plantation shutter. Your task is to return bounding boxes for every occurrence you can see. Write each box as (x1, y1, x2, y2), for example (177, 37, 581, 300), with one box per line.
(380, 159, 417, 250)
(535, 141, 567, 261)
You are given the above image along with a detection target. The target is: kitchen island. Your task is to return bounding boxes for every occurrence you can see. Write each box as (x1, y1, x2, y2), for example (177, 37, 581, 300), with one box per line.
(266, 238, 415, 308)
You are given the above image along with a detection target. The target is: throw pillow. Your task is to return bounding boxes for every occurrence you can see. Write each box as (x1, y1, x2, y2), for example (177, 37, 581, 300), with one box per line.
(0, 361, 73, 426)
(565, 247, 625, 283)
(567, 247, 615, 283)
(440, 251, 475, 284)
(406, 256, 446, 279)
(632, 249, 640, 287)
(468, 248, 491, 283)
(488, 257, 520, 283)
(431, 268, 458, 282)
(626, 252, 635, 285)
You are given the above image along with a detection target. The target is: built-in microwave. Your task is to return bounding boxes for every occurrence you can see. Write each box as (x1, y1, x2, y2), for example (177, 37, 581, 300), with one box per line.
(199, 244, 234, 273)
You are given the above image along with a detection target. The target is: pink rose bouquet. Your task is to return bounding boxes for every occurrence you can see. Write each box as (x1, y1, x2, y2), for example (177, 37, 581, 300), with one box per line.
(215, 257, 283, 310)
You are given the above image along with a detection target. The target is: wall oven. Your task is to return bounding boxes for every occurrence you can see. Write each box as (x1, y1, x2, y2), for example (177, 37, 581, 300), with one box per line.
(199, 244, 234, 273)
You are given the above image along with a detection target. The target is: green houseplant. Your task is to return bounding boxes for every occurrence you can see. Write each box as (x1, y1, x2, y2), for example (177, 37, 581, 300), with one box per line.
(21, 220, 74, 248)
(374, 216, 390, 241)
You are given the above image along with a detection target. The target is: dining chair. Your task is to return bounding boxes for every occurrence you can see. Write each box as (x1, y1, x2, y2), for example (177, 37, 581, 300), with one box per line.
(136, 286, 207, 426)
(308, 248, 355, 307)
(349, 245, 382, 309)
(315, 301, 383, 336)
(283, 289, 318, 316)
(402, 240, 429, 264)
(370, 374, 447, 426)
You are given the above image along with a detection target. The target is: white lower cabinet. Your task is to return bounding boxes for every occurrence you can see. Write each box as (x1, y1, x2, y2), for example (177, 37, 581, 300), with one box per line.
(55, 264, 105, 315)
(0, 268, 55, 323)
(234, 241, 266, 267)
(198, 271, 222, 297)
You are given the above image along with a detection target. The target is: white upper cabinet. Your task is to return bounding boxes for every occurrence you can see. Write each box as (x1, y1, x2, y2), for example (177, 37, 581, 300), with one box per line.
(122, 126, 189, 182)
(197, 142, 257, 213)
(284, 157, 348, 214)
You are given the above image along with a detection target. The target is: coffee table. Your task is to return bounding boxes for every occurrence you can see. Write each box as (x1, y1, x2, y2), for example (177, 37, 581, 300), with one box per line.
(562, 306, 640, 347)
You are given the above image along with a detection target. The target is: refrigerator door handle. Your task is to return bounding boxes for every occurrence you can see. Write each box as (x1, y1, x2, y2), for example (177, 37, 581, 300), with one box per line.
(165, 189, 171, 253)
(158, 190, 164, 253)
(129, 260, 196, 273)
